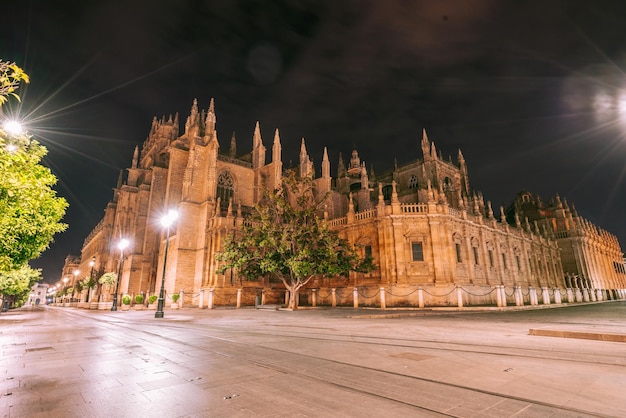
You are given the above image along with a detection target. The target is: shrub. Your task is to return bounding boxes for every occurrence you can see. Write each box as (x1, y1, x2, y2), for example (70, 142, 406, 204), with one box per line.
(171, 293, 180, 303)
(121, 295, 131, 305)
(98, 272, 117, 287)
(135, 294, 144, 304)
(148, 295, 158, 304)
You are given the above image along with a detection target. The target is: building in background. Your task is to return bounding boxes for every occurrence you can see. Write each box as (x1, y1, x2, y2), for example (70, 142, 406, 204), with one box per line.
(71, 99, 625, 308)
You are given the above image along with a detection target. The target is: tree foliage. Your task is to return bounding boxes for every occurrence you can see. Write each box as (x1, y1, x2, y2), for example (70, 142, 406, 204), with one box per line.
(0, 264, 41, 308)
(0, 60, 68, 271)
(217, 172, 375, 309)
(0, 60, 29, 105)
(98, 272, 117, 287)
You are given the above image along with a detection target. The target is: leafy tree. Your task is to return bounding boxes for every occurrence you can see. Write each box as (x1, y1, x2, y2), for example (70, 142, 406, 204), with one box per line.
(98, 272, 117, 287)
(0, 60, 68, 271)
(0, 265, 41, 308)
(217, 172, 374, 310)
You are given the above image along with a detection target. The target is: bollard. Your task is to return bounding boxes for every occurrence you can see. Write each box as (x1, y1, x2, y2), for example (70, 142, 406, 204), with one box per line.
(582, 288, 590, 302)
(514, 286, 523, 306)
(331, 288, 336, 307)
(590, 288, 597, 302)
(207, 288, 214, 309)
(566, 288, 573, 303)
(596, 289, 603, 301)
(199, 289, 205, 309)
(496, 285, 503, 307)
(261, 289, 266, 305)
(541, 287, 550, 305)
(456, 286, 463, 308)
(575, 288, 583, 302)
(311, 289, 317, 307)
(500, 286, 507, 307)
(529, 287, 538, 305)
(353, 288, 359, 308)
(554, 288, 562, 304)
(237, 288, 242, 308)
(380, 287, 386, 309)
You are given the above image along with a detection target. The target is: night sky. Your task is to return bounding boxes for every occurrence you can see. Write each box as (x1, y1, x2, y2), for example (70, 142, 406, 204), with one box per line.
(2, 1, 626, 283)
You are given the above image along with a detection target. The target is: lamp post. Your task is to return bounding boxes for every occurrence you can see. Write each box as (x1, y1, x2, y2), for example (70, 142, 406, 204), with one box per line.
(87, 257, 95, 303)
(156, 209, 178, 318)
(111, 239, 129, 311)
(73, 270, 80, 302)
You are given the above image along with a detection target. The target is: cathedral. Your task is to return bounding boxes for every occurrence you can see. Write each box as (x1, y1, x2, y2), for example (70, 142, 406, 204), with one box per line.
(70, 99, 626, 309)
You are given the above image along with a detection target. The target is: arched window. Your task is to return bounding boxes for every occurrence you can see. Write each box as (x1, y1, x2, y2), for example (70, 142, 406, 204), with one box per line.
(216, 171, 234, 210)
(408, 175, 418, 189)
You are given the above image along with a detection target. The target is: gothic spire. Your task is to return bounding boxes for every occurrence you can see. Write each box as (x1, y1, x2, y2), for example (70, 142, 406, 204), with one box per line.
(229, 131, 237, 158)
(272, 129, 281, 163)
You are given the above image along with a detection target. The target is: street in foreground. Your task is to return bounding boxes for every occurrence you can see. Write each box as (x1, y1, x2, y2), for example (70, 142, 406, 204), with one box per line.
(1, 302, 625, 417)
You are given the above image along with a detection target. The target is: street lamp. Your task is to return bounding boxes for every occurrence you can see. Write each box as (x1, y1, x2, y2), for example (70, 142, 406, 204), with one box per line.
(87, 257, 95, 303)
(111, 238, 129, 311)
(73, 270, 80, 302)
(156, 209, 178, 318)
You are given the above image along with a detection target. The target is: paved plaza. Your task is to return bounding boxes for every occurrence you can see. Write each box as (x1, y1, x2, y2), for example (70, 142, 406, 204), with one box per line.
(1, 301, 625, 417)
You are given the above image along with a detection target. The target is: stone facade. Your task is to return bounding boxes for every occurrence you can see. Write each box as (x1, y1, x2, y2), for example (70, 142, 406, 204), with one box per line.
(72, 99, 626, 308)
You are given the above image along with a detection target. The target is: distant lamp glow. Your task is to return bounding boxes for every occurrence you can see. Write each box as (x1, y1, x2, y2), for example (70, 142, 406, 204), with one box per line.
(156, 209, 179, 318)
(3, 120, 23, 136)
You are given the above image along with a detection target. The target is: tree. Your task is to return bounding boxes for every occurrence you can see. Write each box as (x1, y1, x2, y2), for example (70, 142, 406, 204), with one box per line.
(0, 60, 68, 271)
(0, 265, 41, 308)
(217, 172, 374, 310)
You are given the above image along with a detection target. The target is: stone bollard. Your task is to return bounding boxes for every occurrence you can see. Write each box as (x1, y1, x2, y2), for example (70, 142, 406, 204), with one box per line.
(496, 285, 503, 307)
(456, 286, 463, 308)
(199, 289, 205, 309)
(261, 289, 266, 305)
(541, 287, 550, 305)
(554, 288, 562, 304)
(590, 288, 597, 301)
(331, 288, 336, 307)
(529, 287, 538, 305)
(418, 287, 424, 309)
(596, 289, 603, 301)
(500, 286, 507, 307)
(514, 286, 523, 306)
(237, 288, 242, 308)
(353, 288, 359, 308)
(208, 288, 214, 309)
(566, 288, 573, 303)
(380, 287, 386, 309)
(582, 288, 590, 302)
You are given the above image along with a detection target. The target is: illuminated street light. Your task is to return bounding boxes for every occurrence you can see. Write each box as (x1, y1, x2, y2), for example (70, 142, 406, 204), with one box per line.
(156, 209, 178, 319)
(87, 257, 95, 303)
(111, 239, 129, 311)
(73, 270, 80, 303)
(2, 120, 23, 136)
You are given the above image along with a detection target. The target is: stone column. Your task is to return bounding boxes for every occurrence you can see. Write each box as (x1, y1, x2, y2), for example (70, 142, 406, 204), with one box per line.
(353, 288, 359, 308)
(311, 289, 317, 307)
(380, 287, 386, 309)
(596, 288, 603, 301)
(500, 285, 507, 307)
(582, 287, 590, 302)
(496, 285, 503, 307)
(566, 288, 574, 303)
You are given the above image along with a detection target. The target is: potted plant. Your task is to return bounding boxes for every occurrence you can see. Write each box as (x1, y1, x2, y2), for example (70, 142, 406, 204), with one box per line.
(134, 294, 144, 310)
(171, 293, 180, 309)
(121, 295, 131, 311)
(147, 294, 158, 309)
